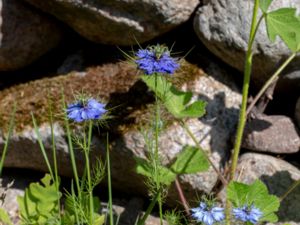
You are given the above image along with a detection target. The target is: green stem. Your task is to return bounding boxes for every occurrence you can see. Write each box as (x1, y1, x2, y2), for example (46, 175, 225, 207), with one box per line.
(106, 133, 114, 225)
(154, 74, 163, 225)
(62, 92, 81, 200)
(137, 191, 161, 225)
(85, 121, 94, 225)
(48, 97, 61, 223)
(0, 103, 16, 176)
(280, 179, 300, 202)
(229, 0, 261, 181)
(180, 120, 227, 186)
(226, 1, 260, 224)
(246, 52, 297, 115)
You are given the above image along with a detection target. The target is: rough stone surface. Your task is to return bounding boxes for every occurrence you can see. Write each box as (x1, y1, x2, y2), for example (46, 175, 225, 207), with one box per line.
(235, 153, 300, 224)
(0, 0, 63, 71)
(295, 97, 300, 129)
(24, 0, 199, 45)
(0, 61, 241, 206)
(242, 115, 300, 154)
(193, 0, 300, 91)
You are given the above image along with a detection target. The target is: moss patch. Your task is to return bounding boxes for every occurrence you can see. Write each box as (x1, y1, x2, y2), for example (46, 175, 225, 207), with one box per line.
(0, 60, 205, 133)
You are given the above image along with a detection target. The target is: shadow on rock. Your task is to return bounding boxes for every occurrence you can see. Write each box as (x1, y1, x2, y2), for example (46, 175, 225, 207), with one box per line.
(261, 171, 300, 222)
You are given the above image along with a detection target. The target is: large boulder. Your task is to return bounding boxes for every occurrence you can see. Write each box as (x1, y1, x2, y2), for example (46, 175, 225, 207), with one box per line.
(242, 115, 300, 154)
(193, 0, 300, 91)
(0, 0, 63, 71)
(234, 153, 300, 224)
(0, 61, 241, 205)
(23, 0, 199, 45)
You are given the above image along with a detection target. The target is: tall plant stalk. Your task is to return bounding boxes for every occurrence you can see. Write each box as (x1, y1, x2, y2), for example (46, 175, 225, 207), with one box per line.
(154, 73, 164, 225)
(226, 0, 261, 223)
(85, 121, 94, 225)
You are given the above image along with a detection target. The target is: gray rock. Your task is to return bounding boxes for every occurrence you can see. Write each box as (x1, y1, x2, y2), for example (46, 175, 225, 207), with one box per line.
(0, 61, 241, 206)
(295, 97, 300, 129)
(242, 115, 300, 154)
(193, 0, 300, 91)
(23, 0, 199, 45)
(235, 153, 300, 224)
(0, 0, 63, 71)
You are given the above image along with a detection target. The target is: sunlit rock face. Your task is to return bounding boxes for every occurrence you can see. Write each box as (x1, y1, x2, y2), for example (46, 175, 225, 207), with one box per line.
(23, 0, 199, 45)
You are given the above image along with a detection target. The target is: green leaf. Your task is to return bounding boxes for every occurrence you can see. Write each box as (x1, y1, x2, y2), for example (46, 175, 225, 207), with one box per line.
(0, 208, 13, 225)
(170, 146, 209, 174)
(93, 214, 105, 225)
(227, 180, 280, 223)
(266, 8, 300, 52)
(17, 174, 61, 224)
(141, 75, 206, 119)
(135, 157, 176, 185)
(259, 0, 273, 13)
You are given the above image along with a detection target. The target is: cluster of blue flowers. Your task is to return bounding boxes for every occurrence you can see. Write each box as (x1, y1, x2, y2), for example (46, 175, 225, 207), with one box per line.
(135, 46, 179, 75)
(67, 98, 107, 122)
(191, 202, 263, 225)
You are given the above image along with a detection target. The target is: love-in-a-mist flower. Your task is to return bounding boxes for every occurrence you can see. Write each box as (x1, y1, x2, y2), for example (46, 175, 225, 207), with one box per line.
(135, 45, 179, 75)
(191, 202, 225, 225)
(67, 98, 107, 122)
(232, 205, 263, 224)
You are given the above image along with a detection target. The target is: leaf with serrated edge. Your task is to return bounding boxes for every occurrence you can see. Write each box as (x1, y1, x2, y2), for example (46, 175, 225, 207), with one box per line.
(266, 8, 300, 52)
(170, 146, 209, 174)
(141, 75, 206, 118)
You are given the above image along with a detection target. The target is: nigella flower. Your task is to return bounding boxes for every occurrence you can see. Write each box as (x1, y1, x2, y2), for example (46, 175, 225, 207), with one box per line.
(232, 205, 263, 224)
(67, 98, 107, 122)
(191, 202, 225, 225)
(135, 45, 179, 75)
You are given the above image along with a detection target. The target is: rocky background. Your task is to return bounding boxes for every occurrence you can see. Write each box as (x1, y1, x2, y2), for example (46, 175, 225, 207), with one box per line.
(0, 0, 299, 224)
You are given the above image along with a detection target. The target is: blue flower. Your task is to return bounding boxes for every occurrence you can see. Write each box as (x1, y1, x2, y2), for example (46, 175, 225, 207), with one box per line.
(191, 202, 225, 225)
(135, 47, 179, 75)
(232, 205, 263, 224)
(67, 98, 106, 122)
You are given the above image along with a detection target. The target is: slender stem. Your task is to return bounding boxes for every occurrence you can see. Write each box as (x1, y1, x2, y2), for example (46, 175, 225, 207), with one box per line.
(137, 191, 161, 225)
(154, 74, 163, 225)
(229, 0, 261, 181)
(48, 97, 61, 222)
(246, 52, 297, 115)
(175, 177, 190, 216)
(180, 120, 227, 186)
(106, 133, 114, 225)
(226, 1, 260, 224)
(32, 113, 54, 180)
(85, 121, 94, 225)
(62, 92, 81, 199)
(0, 103, 16, 176)
(280, 179, 300, 202)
